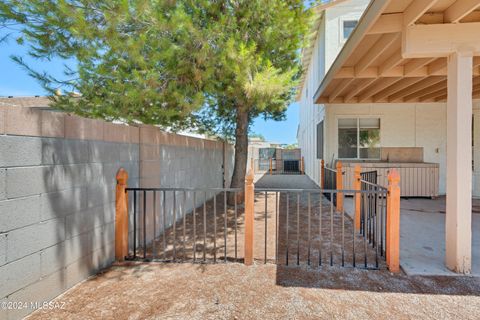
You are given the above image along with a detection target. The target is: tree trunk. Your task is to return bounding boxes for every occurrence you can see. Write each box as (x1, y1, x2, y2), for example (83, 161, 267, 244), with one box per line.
(228, 108, 249, 204)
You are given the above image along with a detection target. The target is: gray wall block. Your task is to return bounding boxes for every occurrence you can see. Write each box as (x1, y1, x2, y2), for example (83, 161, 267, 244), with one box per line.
(0, 253, 41, 298)
(6, 218, 66, 263)
(0, 195, 41, 232)
(0, 136, 42, 167)
(0, 169, 5, 201)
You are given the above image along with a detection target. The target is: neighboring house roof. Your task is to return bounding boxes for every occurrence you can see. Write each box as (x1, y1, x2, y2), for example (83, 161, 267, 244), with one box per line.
(0, 96, 52, 108)
(314, 0, 480, 104)
(297, 0, 352, 100)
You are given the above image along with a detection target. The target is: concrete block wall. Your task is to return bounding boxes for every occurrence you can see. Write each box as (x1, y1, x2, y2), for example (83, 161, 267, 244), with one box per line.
(0, 99, 233, 320)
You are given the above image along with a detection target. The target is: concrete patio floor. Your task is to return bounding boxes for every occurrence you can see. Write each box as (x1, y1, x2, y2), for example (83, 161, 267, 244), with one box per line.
(345, 197, 480, 276)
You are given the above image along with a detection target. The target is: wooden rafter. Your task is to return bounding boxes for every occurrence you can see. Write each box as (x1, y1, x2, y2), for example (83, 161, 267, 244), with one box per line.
(388, 76, 444, 101)
(419, 87, 448, 102)
(329, 78, 354, 102)
(373, 77, 425, 101)
(358, 77, 401, 102)
(355, 33, 399, 75)
(403, 0, 440, 26)
(444, 0, 480, 23)
(344, 78, 377, 102)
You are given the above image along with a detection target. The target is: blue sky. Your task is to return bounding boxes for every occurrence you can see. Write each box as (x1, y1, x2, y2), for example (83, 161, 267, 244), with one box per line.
(0, 34, 300, 145)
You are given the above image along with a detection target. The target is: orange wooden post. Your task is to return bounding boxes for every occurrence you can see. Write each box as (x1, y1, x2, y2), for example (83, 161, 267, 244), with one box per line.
(353, 165, 361, 231)
(300, 157, 305, 174)
(269, 158, 273, 175)
(244, 169, 255, 265)
(386, 169, 401, 273)
(115, 168, 129, 261)
(336, 161, 344, 212)
(320, 159, 325, 189)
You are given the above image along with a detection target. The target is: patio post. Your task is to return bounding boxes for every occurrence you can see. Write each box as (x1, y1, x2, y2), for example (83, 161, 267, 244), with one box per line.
(269, 158, 273, 175)
(445, 51, 473, 274)
(244, 168, 255, 265)
(321, 159, 325, 189)
(336, 161, 343, 212)
(301, 157, 305, 174)
(115, 168, 129, 261)
(354, 165, 361, 231)
(386, 169, 400, 273)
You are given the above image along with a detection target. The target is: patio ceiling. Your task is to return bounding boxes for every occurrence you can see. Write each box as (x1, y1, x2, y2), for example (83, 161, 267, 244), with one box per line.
(314, 0, 480, 104)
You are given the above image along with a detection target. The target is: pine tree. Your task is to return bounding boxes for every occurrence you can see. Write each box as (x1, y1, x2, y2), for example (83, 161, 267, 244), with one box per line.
(1, 0, 311, 195)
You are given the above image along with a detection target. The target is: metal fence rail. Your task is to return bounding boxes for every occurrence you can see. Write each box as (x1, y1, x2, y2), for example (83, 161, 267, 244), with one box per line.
(254, 187, 388, 269)
(125, 187, 243, 263)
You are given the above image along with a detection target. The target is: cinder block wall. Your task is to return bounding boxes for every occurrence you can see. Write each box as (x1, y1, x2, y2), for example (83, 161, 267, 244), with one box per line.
(0, 102, 233, 320)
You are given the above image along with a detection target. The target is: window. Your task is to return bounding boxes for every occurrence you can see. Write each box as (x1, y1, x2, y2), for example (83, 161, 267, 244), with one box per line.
(343, 20, 358, 40)
(338, 118, 380, 159)
(317, 121, 324, 159)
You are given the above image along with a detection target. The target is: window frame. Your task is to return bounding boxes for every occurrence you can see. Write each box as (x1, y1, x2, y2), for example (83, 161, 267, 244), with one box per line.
(336, 116, 381, 160)
(339, 18, 359, 43)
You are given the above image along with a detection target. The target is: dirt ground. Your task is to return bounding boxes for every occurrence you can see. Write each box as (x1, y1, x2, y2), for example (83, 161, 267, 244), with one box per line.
(27, 262, 480, 320)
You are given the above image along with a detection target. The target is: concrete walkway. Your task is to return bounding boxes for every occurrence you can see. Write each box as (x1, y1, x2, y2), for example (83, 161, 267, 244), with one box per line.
(344, 197, 480, 276)
(254, 173, 319, 189)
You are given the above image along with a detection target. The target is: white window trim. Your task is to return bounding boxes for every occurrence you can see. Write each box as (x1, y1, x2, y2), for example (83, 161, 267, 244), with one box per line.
(339, 17, 360, 44)
(335, 115, 382, 161)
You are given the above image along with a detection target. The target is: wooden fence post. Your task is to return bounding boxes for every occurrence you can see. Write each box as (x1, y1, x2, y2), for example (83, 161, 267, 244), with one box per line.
(269, 158, 273, 175)
(115, 168, 129, 261)
(244, 169, 255, 265)
(336, 161, 344, 212)
(321, 159, 325, 189)
(354, 165, 361, 231)
(301, 157, 305, 174)
(386, 169, 401, 273)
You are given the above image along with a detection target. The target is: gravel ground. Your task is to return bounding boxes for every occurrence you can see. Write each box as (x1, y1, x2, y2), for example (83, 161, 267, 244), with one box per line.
(27, 262, 480, 320)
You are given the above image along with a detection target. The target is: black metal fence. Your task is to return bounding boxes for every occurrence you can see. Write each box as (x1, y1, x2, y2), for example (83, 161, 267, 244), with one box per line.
(254, 187, 388, 269)
(255, 159, 302, 175)
(359, 171, 387, 257)
(124, 187, 243, 263)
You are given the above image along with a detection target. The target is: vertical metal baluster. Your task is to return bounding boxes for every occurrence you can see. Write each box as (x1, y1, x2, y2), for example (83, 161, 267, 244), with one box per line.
(234, 191, 238, 262)
(193, 192, 197, 262)
(153, 191, 156, 260)
(162, 190, 166, 260)
(341, 194, 345, 267)
(203, 191, 207, 262)
(183, 190, 186, 261)
(143, 190, 147, 259)
(363, 192, 368, 268)
(319, 192, 322, 267)
(224, 191, 227, 263)
(380, 191, 385, 257)
(375, 188, 379, 268)
(275, 191, 279, 265)
(307, 192, 311, 266)
(133, 191, 137, 259)
(352, 190, 356, 268)
(173, 191, 177, 261)
(265, 191, 268, 264)
(296, 192, 300, 266)
(286, 194, 289, 266)
(373, 187, 377, 248)
(213, 192, 217, 263)
(330, 192, 333, 266)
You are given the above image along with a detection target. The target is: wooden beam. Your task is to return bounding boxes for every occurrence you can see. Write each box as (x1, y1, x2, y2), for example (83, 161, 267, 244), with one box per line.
(428, 58, 447, 75)
(403, 0, 439, 26)
(474, 57, 480, 67)
(368, 13, 403, 34)
(344, 78, 377, 102)
(358, 77, 402, 102)
(373, 77, 425, 101)
(355, 33, 399, 74)
(444, 0, 480, 23)
(403, 80, 447, 101)
(379, 52, 404, 75)
(403, 22, 480, 58)
(388, 76, 445, 101)
(419, 87, 448, 102)
(329, 78, 355, 102)
(404, 58, 436, 75)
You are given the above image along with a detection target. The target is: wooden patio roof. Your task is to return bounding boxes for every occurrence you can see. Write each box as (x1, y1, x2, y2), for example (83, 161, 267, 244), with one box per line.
(314, 0, 480, 104)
